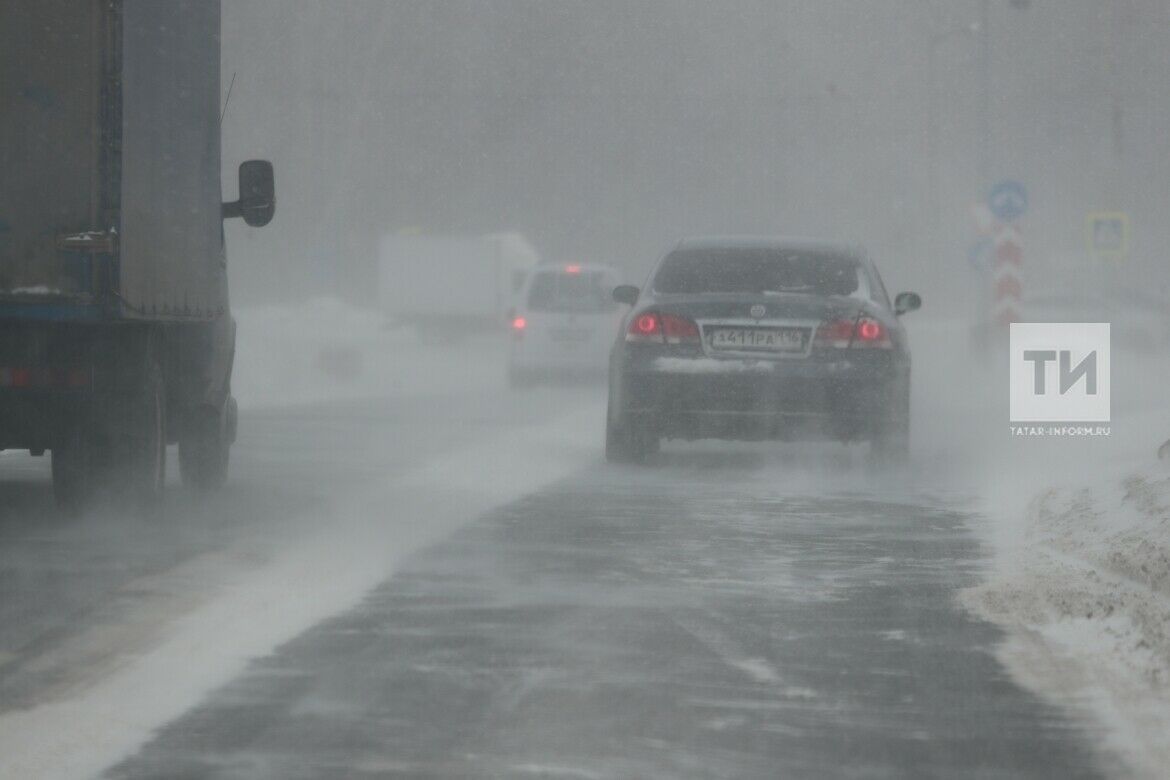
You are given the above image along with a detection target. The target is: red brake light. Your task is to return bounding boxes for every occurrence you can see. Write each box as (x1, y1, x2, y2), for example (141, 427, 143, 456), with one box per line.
(814, 317, 892, 349)
(631, 313, 660, 337)
(0, 366, 91, 388)
(626, 312, 700, 345)
(626, 312, 662, 343)
(564, 264, 581, 274)
(853, 317, 891, 348)
(856, 319, 881, 341)
(512, 316, 527, 330)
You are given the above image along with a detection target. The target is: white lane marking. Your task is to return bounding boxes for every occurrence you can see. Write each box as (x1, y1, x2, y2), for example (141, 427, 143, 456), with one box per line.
(731, 657, 782, 685)
(0, 402, 602, 780)
(672, 614, 787, 688)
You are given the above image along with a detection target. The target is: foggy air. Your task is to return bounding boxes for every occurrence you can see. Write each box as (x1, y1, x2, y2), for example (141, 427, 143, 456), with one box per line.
(1, 2, 1168, 778)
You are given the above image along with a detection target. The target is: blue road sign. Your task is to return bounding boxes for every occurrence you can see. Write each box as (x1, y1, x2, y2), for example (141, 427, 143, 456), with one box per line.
(988, 180, 1028, 222)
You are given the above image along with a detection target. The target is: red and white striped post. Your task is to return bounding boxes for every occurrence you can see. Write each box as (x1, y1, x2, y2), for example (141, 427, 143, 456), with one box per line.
(992, 224, 1022, 326)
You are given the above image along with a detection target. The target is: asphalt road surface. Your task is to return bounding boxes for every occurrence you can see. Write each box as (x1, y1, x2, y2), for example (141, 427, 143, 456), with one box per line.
(0, 341, 1107, 778)
(0, 379, 584, 716)
(106, 455, 1101, 779)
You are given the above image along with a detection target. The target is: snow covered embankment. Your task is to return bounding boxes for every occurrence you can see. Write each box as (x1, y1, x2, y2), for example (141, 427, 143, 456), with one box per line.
(962, 468, 1170, 777)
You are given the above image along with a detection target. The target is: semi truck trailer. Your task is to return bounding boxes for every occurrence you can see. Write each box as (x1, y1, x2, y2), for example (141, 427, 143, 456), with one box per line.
(0, 0, 275, 508)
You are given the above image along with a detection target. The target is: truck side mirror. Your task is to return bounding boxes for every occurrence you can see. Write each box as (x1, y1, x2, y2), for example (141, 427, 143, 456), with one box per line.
(612, 285, 639, 305)
(222, 160, 275, 227)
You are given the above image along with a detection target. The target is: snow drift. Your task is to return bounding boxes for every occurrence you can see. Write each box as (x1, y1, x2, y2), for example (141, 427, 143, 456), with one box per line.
(232, 296, 509, 409)
(962, 468, 1170, 778)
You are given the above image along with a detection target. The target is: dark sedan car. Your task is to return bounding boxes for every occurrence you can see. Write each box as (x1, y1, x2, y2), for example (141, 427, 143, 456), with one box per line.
(606, 237, 921, 462)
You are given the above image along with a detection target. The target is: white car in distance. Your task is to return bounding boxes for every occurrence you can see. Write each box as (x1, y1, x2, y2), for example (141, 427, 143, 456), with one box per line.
(508, 263, 623, 387)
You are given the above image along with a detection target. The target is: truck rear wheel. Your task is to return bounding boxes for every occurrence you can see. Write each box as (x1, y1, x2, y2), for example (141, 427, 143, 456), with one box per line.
(52, 428, 95, 513)
(51, 358, 167, 511)
(179, 402, 231, 491)
(127, 359, 168, 505)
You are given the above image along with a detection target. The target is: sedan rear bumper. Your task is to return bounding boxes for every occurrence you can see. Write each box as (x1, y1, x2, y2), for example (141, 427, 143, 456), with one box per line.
(616, 354, 905, 442)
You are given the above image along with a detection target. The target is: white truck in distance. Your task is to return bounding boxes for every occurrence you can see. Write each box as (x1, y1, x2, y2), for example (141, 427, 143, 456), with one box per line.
(378, 233, 539, 338)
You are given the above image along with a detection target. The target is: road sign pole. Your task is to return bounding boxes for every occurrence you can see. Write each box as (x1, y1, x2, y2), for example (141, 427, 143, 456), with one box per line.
(986, 180, 1027, 329)
(992, 225, 1023, 326)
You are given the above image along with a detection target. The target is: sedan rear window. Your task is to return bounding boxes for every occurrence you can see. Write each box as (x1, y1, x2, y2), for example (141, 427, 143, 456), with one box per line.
(652, 248, 864, 298)
(526, 270, 616, 313)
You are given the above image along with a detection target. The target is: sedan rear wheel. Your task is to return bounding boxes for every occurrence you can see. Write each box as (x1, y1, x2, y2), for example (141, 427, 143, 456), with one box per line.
(605, 418, 633, 462)
(605, 415, 658, 464)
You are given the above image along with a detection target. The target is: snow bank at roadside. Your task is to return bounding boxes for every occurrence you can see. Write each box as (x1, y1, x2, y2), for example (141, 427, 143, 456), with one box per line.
(961, 458, 1170, 777)
(900, 314, 1170, 776)
(232, 297, 507, 409)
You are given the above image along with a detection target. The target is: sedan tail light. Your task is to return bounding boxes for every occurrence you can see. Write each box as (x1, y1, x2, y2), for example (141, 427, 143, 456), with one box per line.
(813, 319, 855, 349)
(662, 314, 700, 345)
(852, 317, 891, 348)
(626, 312, 700, 345)
(627, 312, 662, 343)
(814, 317, 892, 349)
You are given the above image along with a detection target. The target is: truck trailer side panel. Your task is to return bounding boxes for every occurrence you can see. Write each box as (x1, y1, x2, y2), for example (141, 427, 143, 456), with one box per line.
(377, 233, 539, 330)
(0, 0, 258, 506)
(379, 236, 502, 322)
(0, 0, 107, 300)
(119, 0, 226, 320)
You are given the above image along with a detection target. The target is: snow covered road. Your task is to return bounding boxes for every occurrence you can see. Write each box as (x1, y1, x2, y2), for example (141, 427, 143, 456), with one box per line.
(0, 308, 1166, 778)
(0, 326, 605, 778)
(102, 452, 1105, 779)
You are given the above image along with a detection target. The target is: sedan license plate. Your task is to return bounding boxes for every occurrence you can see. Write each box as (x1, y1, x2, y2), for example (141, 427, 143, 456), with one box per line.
(708, 327, 806, 354)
